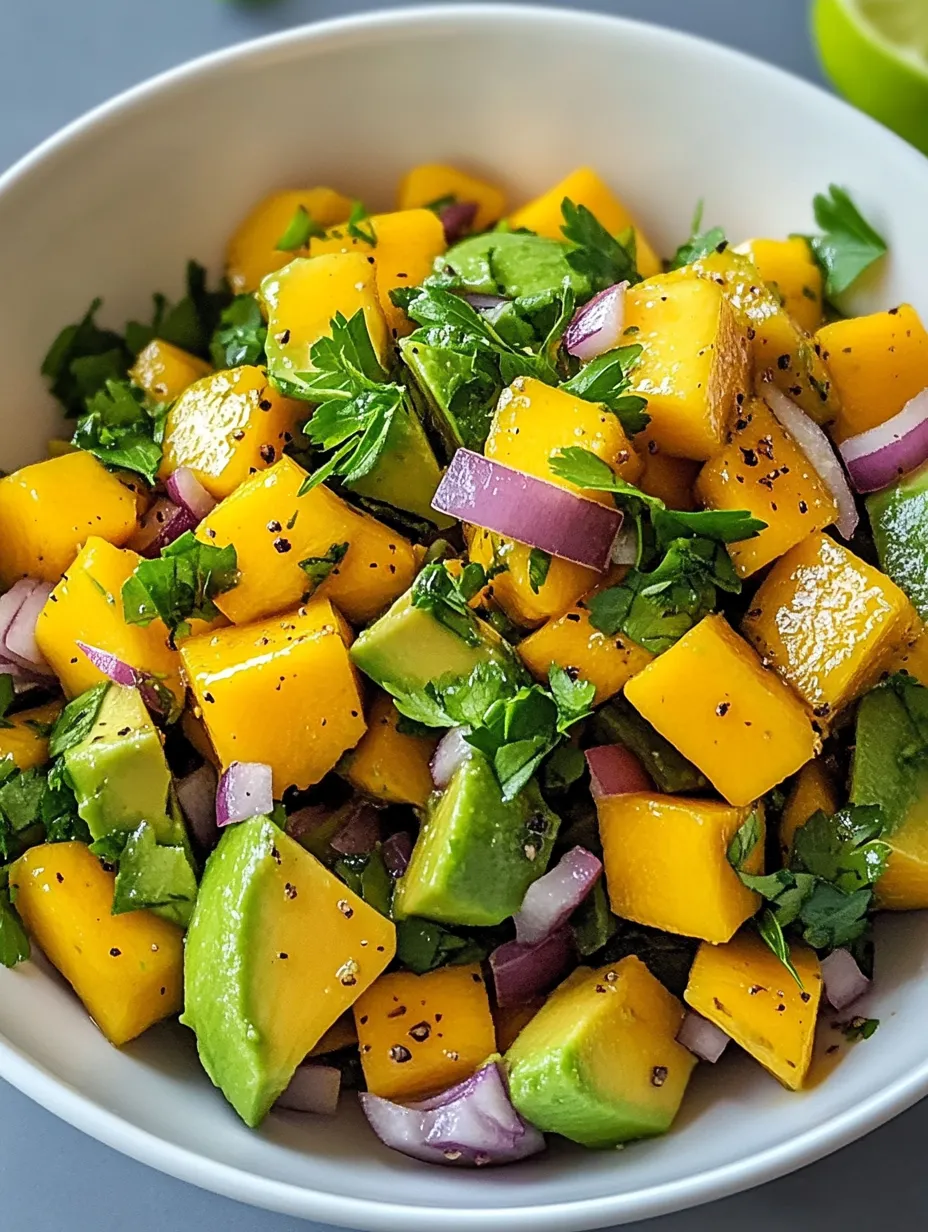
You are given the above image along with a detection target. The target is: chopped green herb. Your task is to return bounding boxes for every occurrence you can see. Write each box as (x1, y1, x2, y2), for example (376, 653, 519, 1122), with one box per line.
(807, 185, 888, 300)
(0, 676, 15, 730)
(542, 742, 587, 793)
(42, 298, 131, 416)
(726, 810, 762, 873)
(111, 821, 198, 928)
(410, 561, 486, 647)
(395, 917, 492, 975)
(756, 908, 804, 989)
(48, 684, 110, 759)
(527, 548, 551, 594)
(346, 200, 377, 247)
(560, 345, 650, 435)
(669, 200, 728, 270)
(275, 204, 325, 252)
(561, 199, 641, 292)
(0, 885, 29, 968)
(842, 1016, 879, 1042)
(72, 379, 167, 484)
(121, 532, 239, 639)
(299, 541, 349, 598)
(209, 294, 268, 369)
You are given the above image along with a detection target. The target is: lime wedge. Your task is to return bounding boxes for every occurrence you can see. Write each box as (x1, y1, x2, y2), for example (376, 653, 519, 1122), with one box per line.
(813, 0, 928, 154)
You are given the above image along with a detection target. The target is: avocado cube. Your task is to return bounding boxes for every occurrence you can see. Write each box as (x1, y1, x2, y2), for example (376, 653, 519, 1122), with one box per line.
(394, 753, 559, 927)
(868, 461, 928, 622)
(506, 957, 696, 1148)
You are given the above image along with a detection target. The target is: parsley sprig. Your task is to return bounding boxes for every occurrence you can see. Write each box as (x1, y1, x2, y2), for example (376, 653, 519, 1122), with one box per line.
(806, 185, 888, 301)
(72, 379, 167, 484)
(122, 532, 239, 639)
(560, 199, 641, 291)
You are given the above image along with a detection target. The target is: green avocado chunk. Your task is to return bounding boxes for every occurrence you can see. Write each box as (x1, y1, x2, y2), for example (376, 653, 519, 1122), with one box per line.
(399, 335, 500, 454)
(851, 673, 928, 835)
(868, 461, 928, 621)
(505, 957, 696, 1148)
(393, 752, 559, 927)
(441, 231, 589, 300)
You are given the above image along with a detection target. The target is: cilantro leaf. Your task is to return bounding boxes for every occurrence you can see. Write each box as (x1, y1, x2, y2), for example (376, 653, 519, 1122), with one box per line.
(548, 664, 596, 730)
(560, 199, 641, 292)
(560, 345, 650, 435)
(842, 1016, 879, 1042)
(727, 810, 762, 873)
(121, 532, 238, 639)
(275, 204, 325, 252)
(808, 185, 888, 300)
(111, 821, 198, 928)
(126, 261, 232, 360)
(410, 561, 486, 647)
(669, 201, 728, 271)
(42, 298, 131, 416)
(0, 769, 48, 833)
(756, 908, 804, 989)
(48, 683, 110, 759)
(299, 541, 349, 598)
(72, 379, 166, 484)
(0, 884, 29, 968)
(346, 200, 377, 247)
(528, 548, 551, 595)
(209, 294, 267, 369)
(792, 805, 889, 893)
(396, 917, 492, 975)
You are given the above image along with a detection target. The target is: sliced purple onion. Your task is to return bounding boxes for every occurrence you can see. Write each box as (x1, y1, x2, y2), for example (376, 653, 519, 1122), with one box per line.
(821, 947, 871, 1011)
(129, 497, 196, 558)
(489, 926, 576, 1008)
(564, 282, 628, 362)
(285, 804, 332, 843)
(585, 744, 652, 799)
(166, 466, 217, 521)
(382, 830, 413, 878)
(75, 642, 173, 721)
(513, 846, 602, 946)
(276, 1063, 341, 1115)
(4, 582, 55, 676)
(439, 200, 479, 244)
(838, 387, 928, 494)
(175, 762, 219, 850)
(762, 380, 858, 539)
(463, 292, 508, 313)
(0, 579, 39, 649)
(216, 761, 274, 827)
(432, 449, 623, 571)
(330, 800, 381, 855)
(360, 1062, 544, 1167)
(677, 1011, 731, 1063)
(430, 726, 471, 789)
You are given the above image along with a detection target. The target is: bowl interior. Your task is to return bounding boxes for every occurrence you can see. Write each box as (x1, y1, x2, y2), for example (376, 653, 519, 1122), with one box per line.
(2, 6, 928, 1229)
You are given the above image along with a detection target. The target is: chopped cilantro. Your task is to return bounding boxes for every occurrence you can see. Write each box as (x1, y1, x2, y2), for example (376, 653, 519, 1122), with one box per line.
(346, 200, 377, 247)
(807, 185, 888, 300)
(410, 561, 486, 647)
(0, 884, 29, 968)
(0, 769, 47, 833)
(48, 684, 109, 759)
(560, 345, 650, 436)
(395, 917, 491, 975)
(842, 1016, 879, 1042)
(72, 379, 167, 484)
(42, 298, 131, 416)
(560, 199, 641, 291)
(121, 532, 238, 639)
(111, 822, 198, 928)
(0, 676, 15, 730)
(756, 908, 804, 989)
(726, 810, 762, 873)
(669, 200, 727, 271)
(210, 294, 268, 368)
(299, 542, 349, 598)
(275, 204, 325, 252)
(542, 742, 587, 793)
(527, 548, 551, 595)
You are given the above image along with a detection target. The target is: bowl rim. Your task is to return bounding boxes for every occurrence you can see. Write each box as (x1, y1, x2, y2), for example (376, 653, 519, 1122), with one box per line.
(3, 4, 928, 1228)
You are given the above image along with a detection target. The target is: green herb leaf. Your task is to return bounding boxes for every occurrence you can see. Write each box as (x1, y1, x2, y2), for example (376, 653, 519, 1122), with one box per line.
(410, 561, 485, 647)
(72, 379, 166, 484)
(111, 821, 198, 928)
(209, 294, 268, 368)
(560, 199, 641, 292)
(548, 664, 596, 730)
(791, 805, 889, 894)
(542, 742, 587, 793)
(395, 917, 491, 974)
(528, 548, 551, 595)
(346, 200, 377, 247)
(48, 684, 110, 759)
(0, 769, 47, 833)
(42, 298, 131, 416)
(275, 204, 325, 252)
(757, 908, 805, 988)
(121, 532, 238, 638)
(842, 1016, 879, 1041)
(727, 810, 762, 873)
(808, 185, 888, 300)
(0, 676, 15, 729)
(560, 345, 650, 435)
(299, 541, 349, 598)
(669, 201, 728, 271)
(0, 885, 29, 968)
(334, 848, 392, 918)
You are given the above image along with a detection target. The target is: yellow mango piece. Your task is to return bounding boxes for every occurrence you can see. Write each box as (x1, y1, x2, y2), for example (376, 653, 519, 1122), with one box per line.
(397, 163, 506, 232)
(466, 529, 596, 629)
(0, 701, 61, 771)
(11, 842, 184, 1046)
(226, 187, 353, 294)
(625, 614, 819, 806)
(817, 304, 928, 441)
(353, 963, 496, 1101)
(598, 793, 763, 943)
(734, 237, 824, 335)
(159, 366, 302, 502)
(696, 397, 838, 577)
(308, 1012, 358, 1058)
(260, 252, 391, 374)
(518, 574, 653, 704)
(742, 532, 918, 715)
(875, 795, 928, 909)
(35, 537, 184, 704)
(685, 930, 822, 1090)
(779, 760, 838, 863)
(637, 445, 699, 510)
(342, 691, 438, 808)
(493, 998, 545, 1054)
(508, 167, 662, 279)
(0, 452, 137, 588)
(623, 274, 750, 461)
(180, 598, 366, 795)
(196, 455, 416, 627)
(309, 208, 446, 337)
(129, 340, 211, 403)
(890, 622, 928, 686)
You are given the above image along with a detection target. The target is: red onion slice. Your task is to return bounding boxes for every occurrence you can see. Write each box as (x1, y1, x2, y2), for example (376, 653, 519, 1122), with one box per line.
(166, 466, 217, 521)
(0, 579, 39, 650)
(216, 761, 274, 827)
(330, 799, 381, 855)
(839, 388, 928, 494)
(489, 926, 576, 1008)
(175, 762, 219, 850)
(75, 642, 173, 721)
(513, 846, 602, 946)
(382, 830, 413, 878)
(4, 582, 55, 676)
(564, 282, 628, 362)
(276, 1063, 341, 1115)
(762, 380, 858, 539)
(360, 1062, 544, 1167)
(677, 1011, 731, 1063)
(821, 947, 871, 1010)
(430, 726, 471, 789)
(585, 744, 652, 799)
(432, 449, 623, 571)
(440, 200, 479, 244)
(129, 497, 197, 558)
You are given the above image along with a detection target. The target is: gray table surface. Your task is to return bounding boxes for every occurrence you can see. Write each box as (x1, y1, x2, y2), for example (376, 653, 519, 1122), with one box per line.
(0, 0, 923, 1228)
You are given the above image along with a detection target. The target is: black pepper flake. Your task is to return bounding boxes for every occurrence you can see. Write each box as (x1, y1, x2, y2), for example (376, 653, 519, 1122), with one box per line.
(278, 952, 289, 960)
(110, 947, 122, 957)
(267, 520, 282, 533)
(566, 613, 581, 623)
(204, 692, 215, 704)
(798, 500, 809, 514)
(812, 703, 831, 718)
(408, 1021, 431, 1042)
(259, 444, 276, 464)
(231, 429, 246, 441)
(117, 726, 131, 736)
(337, 898, 354, 918)
(271, 846, 281, 865)
(389, 1045, 413, 1064)
(56, 872, 64, 884)
(800, 991, 811, 1003)
(276, 329, 291, 344)
(285, 882, 297, 900)
(273, 537, 292, 553)
(740, 447, 759, 467)
(716, 701, 731, 716)
(651, 1066, 668, 1087)
(259, 399, 273, 411)
(777, 354, 791, 370)
(826, 1043, 840, 1054)
(387, 1004, 407, 1019)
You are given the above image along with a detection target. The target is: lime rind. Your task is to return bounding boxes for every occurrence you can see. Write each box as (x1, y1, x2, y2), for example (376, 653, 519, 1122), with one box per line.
(857, 0, 928, 65)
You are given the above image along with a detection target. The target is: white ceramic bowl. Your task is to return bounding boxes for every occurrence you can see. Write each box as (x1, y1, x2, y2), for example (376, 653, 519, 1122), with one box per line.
(2, 5, 928, 1228)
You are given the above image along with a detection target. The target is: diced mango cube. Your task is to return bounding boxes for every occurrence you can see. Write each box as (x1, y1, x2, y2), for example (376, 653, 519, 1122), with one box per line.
(685, 930, 822, 1090)
(309, 209, 446, 337)
(397, 163, 506, 232)
(508, 167, 662, 279)
(874, 797, 928, 910)
(226, 187, 353, 294)
(179, 598, 366, 795)
(734, 237, 823, 335)
(353, 964, 496, 1101)
(0, 453, 137, 587)
(159, 366, 302, 501)
(779, 760, 838, 863)
(623, 274, 750, 461)
(129, 339, 211, 403)
(35, 537, 184, 704)
(196, 455, 416, 627)
(637, 445, 699, 509)
(342, 692, 438, 808)
(742, 532, 918, 715)
(624, 614, 819, 806)
(11, 842, 184, 1046)
(0, 700, 61, 771)
(817, 304, 928, 441)
(696, 397, 838, 577)
(598, 793, 763, 943)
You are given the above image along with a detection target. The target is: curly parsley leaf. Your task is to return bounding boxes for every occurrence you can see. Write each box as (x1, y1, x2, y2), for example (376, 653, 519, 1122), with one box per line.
(560, 199, 641, 292)
(669, 200, 728, 271)
(299, 541, 349, 598)
(72, 379, 167, 484)
(121, 532, 238, 639)
(276, 204, 326, 252)
(808, 185, 888, 300)
(210, 294, 268, 368)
